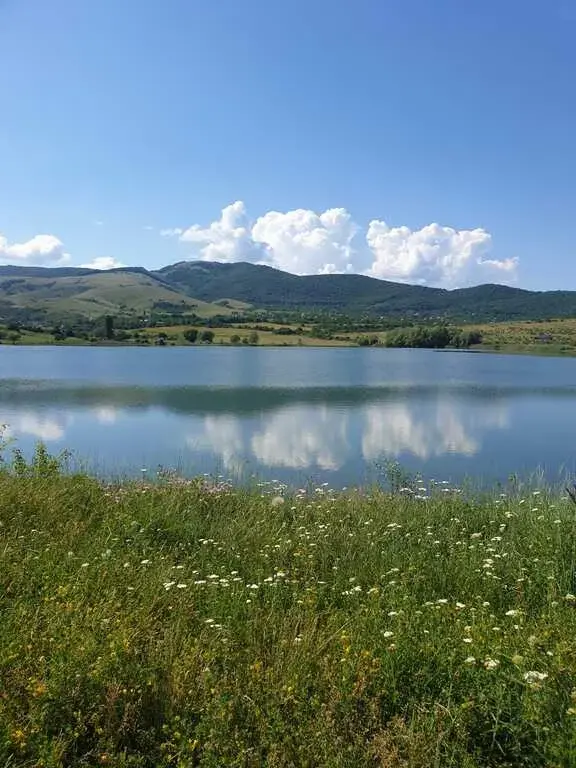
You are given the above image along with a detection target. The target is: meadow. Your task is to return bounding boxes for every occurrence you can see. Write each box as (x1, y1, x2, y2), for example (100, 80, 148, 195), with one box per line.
(2, 448, 576, 766)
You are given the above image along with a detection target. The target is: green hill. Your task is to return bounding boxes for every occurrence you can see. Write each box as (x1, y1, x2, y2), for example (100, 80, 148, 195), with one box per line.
(0, 260, 575, 323)
(0, 267, 233, 322)
(156, 261, 576, 320)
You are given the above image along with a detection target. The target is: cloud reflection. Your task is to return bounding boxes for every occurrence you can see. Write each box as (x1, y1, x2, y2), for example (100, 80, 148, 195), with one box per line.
(1, 412, 70, 442)
(195, 397, 509, 472)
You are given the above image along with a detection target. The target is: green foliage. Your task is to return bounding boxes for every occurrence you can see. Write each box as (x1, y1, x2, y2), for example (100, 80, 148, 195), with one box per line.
(11, 442, 71, 478)
(104, 315, 115, 340)
(385, 325, 482, 349)
(199, 329, 214, 343)
(183, 328, 198, 344)
(2, 460, 576, 765)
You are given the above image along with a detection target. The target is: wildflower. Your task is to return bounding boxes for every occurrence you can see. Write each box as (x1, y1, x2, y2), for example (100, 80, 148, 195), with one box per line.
(81, 563, 89, 568)
(524, 671, 548, 684)
(565, 593, 576, 602)
(271, 496, 285, 507)
(383, 631, 394, 638)
(163, 582, 176, 590)
(470, 532, 482, 539)
(464, 656, 476, 664)
(140, 559, 150, 565)
(463, 638, 473, 644)
(456, 602, 466, 609)
(505, 609, 520, 617)
(176, 583, 187, 589)
(483, 658, 500, 670)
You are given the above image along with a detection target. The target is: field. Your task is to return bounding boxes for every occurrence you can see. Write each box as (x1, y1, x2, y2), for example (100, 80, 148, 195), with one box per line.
(139, 324, 351, 347)
(2, 448, 576, 766)
(465, 318, 576, 357)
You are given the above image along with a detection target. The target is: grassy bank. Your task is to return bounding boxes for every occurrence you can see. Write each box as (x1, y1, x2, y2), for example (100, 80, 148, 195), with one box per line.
(2, 457, 576, 766)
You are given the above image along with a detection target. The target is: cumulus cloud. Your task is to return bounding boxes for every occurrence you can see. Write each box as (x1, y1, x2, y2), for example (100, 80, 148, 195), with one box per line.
(366, 221, 518, 287)
(252, 207, 361, 275)
(167, 201, 518, 288)
(0, 233, 71, 266)
(179, 201, 268, 263)
(79, 256, 126, 270)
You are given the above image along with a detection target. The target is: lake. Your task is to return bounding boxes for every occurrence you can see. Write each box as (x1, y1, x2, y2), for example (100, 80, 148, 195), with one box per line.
(1, 345, 576, 487)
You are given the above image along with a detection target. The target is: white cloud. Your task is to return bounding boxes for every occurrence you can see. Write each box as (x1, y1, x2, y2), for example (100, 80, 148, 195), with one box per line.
(79, 256, 125, 270)
(366, 221, 518, 287)
(252, 207, 360, 275)
(0, 233, 71, 266)
(178, 201, 267, 263)
(168, 202, 518, 288)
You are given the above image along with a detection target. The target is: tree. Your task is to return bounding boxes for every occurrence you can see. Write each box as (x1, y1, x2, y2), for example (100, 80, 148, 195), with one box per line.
(104, 315, 115, 340)
(248, 331, 259, 345)
(200, 330, 215, 344)
(184, 328, 198, 344)
(230, 334, 241, 344)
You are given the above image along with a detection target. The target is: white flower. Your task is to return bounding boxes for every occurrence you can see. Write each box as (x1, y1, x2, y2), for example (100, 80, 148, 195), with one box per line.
(463, 638, 473, 644)
(271, 496, 285, 507)
(456, 602, 466, 609)
(484, 658, 500, 670)
(505, 609, 520, 617)
(140, 559, 150, 565)
(176, 583, 187, 589)
(383, 631, 394, 638)
(464, 656, 476, 664)
(523, 671, 548, 684)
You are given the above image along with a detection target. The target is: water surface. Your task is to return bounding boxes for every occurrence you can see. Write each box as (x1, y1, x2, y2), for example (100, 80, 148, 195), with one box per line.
(1, 346, 576, 486)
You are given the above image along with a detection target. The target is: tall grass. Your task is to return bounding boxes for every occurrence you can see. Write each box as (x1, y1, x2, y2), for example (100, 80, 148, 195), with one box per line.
(2, 449, 576, 766)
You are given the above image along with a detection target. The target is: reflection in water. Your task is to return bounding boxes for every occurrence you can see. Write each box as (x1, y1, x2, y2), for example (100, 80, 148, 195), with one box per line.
(252, 406, 350, 470)
(1, 345, 576, 483)
(2, 412, 70, 442)
(361, 401, 509, 461)
(1, 378, 566, 483)
(194, 398, 509, 472)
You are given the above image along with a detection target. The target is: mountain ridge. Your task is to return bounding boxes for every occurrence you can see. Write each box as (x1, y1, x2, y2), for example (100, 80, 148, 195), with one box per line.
(0, 260, 574, 322)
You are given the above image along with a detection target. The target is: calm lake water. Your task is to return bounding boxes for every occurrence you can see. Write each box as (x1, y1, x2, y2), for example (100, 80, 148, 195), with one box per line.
(1, 345, 576, 487)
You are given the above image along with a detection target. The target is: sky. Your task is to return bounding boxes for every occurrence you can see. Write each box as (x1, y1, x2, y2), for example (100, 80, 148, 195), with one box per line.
(1, 0, 575, 289)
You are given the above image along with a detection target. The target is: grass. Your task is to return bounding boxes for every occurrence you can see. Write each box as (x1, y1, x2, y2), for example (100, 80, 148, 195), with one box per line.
(465, 318, 576, 357)
(3, 448, 576, 766)
(0, 273, 234, 319)
(139, 325, 350, 347)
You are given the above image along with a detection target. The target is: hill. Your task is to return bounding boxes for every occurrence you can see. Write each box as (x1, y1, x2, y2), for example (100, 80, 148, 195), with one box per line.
(0, 260, 575, 322)
(156, 261, 576, 321)
(0, 267, 236, 322)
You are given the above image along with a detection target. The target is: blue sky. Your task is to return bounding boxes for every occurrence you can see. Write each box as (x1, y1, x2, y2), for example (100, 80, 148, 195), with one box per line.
(1, 0, 574, 288)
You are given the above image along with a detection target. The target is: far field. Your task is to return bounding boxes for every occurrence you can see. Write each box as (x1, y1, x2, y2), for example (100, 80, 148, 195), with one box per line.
(4, 317, 576, 355)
